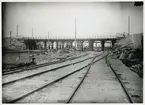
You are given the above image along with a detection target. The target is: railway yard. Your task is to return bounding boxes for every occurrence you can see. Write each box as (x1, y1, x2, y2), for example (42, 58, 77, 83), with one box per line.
(2, 1, 144, 103)
(2, 49, 143, 103)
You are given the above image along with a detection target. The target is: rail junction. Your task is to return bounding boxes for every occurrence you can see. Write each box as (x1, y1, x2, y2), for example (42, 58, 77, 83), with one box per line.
(3, 51, 135, 103)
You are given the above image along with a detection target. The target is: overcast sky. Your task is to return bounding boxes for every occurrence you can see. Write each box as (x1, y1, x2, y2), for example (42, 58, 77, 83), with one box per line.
(3, 2, 143, 38)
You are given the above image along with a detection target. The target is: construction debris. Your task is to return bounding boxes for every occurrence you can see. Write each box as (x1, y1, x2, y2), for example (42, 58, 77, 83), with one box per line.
(112, 34, 143, 78)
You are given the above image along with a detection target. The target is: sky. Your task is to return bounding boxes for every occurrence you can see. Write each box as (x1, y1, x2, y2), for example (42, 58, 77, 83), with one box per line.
(3, 2, 143, 38)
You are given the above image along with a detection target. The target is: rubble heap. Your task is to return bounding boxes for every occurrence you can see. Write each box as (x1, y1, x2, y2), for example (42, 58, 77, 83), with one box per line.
(111, 34, 143, 78)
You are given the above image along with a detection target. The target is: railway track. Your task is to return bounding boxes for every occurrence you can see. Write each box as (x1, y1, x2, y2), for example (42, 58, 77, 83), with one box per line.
(66, 54, 133, 103)
(2, 52, 102, 86)
(66, 52, 99, 103)
(3, 52, 133, 103)
(3, 52, 89, 75)
(3, 52, 105, 103)
(105, 56, 134, 103)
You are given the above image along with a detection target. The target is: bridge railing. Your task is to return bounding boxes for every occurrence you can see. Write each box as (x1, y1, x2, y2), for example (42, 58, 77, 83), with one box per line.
(18, 35, 119, 40)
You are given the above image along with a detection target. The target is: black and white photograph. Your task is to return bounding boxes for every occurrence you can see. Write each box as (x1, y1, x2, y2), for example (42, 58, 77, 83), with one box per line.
(1, 1, 143, 103)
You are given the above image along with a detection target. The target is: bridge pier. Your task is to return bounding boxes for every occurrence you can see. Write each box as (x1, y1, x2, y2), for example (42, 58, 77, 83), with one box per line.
(59, 42, 62, 49)
(67, 42, 69, 48)
(89, 41, 94, 51)
(48, 44, 51, 50)
(101, 40, 105, 51)
(111, 40, 116, 48)
(78, 41, 83, 51)
(68, 43, 70, 48)
(94, 42, 98, 49)
(59, 42, 62, 50)
(48, 42, 51, 50)
(56, 42, 59, 50)
(66, 42, 69, 48)
(51, 41, 54, 50)
(59, 43, 61, 49)
(69, 42, 72, 48)
(47, 42, 50, 50)
(70, 42, 73, 48)
(61, 42, 64, 49)
(68, 43, 71, 48)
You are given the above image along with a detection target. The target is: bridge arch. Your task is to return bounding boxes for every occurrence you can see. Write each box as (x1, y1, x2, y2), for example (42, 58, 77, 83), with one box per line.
(104, 40, 112, 48)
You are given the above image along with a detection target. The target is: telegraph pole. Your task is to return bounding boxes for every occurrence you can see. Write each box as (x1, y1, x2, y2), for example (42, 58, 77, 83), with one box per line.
(32, 28, 33, 37)
(10, 31, 12, 49)
(48, 32, 49, 50)
(17, 25, 18, 37)
(75, 18, 77, 54)
(128, 16, 130, 35)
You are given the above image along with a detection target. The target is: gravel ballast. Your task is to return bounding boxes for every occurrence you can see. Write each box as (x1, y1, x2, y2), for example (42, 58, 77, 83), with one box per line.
(3, 52, 101, 103)
(17, 67, 88, 103)
(107, 55, 143, 103)
(71, 59, 129, 103)
(3, 52, 99, 84)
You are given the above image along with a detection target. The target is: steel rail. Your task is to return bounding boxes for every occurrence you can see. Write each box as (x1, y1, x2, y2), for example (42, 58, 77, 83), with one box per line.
(6, 52, 105, 103)
(66, 53, 108, 103)
(105, 55, 134, 103)
(2, 53, 103, 86)
(3, 53, 89, 75)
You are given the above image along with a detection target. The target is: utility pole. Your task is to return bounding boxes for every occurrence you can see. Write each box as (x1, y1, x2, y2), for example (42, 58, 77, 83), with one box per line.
(17, 25, 18, 37)
(32, 28, 33, 38)
(10, 31, 12, 49)
(48, 32, 49, 50)
(75, 18, 77, 54)
(32, 28, 34, 50)
(128, 16, 130, 35)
